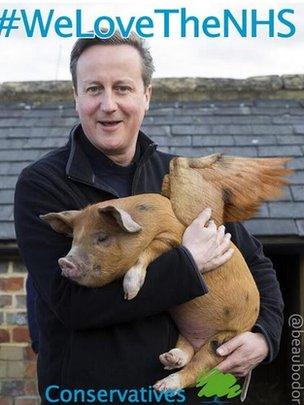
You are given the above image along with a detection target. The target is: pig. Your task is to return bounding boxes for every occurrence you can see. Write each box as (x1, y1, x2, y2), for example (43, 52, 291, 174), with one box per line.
(40, 153, 291, 397)
(40, 194, 185, 297)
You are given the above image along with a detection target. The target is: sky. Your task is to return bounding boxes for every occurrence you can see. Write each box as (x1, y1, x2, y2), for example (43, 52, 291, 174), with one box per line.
(0, 0, 303, 82)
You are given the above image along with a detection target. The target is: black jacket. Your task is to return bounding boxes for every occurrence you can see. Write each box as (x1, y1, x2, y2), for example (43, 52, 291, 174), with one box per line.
(14, 124, 284, 403)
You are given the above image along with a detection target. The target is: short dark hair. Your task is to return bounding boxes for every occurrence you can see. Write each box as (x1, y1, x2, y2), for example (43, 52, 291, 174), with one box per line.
(70, 31, 155, 92)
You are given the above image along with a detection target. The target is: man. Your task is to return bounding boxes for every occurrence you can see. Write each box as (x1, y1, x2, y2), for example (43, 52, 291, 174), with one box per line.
(14, 32, 283, 404)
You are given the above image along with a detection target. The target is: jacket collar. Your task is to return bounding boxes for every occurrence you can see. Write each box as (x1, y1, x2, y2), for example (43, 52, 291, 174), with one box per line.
(65, 123, 157, 191)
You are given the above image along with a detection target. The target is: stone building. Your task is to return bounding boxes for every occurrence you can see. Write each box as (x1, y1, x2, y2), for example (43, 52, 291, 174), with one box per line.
(0, 76, 303, 404)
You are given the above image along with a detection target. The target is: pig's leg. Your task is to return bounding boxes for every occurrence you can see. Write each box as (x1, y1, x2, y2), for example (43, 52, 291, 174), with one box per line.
(154, 331, 237, 391)
(159, 334, 195, 370)
(123, 255, 149, 300)
(123, 236, 178, 300)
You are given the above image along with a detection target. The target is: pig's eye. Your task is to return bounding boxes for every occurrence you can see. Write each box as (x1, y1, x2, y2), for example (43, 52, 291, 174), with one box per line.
(97, 234, 108, 244)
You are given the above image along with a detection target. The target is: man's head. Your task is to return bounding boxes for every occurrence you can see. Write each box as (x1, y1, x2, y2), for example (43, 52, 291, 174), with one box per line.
(70, 32, 155, 166)
(70, 32, 155, 92)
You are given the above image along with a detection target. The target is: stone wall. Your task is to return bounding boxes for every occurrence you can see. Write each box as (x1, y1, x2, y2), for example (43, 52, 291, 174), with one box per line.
(1, 75, 304, 103)
(0, 258, 39, 404)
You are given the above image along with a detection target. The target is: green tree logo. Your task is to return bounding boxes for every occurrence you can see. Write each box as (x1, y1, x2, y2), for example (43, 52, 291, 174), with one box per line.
(196, 368, 242, 399)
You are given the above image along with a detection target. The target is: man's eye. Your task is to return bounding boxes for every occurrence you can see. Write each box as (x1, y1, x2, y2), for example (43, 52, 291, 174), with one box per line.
(116, 86, 131, 94)
(87, 86, 101, 94)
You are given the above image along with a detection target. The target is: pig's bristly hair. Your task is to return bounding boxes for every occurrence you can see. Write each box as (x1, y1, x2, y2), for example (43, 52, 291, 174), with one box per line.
(185, 154, 292, 222)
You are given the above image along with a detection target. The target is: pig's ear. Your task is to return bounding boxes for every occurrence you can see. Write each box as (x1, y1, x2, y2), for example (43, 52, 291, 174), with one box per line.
(98, 206, 142, 233)
(39, 210, 79, 236)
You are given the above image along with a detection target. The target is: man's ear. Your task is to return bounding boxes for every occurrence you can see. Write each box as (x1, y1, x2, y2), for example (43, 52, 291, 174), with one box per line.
(98, 206, 142, 233)
(144, 84, 152, 112)
(39, 210, 80, 236)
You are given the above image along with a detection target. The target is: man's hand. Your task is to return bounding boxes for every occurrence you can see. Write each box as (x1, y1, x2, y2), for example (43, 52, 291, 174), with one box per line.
(182, 208, 234, 273)
(216, 332, 269, 377)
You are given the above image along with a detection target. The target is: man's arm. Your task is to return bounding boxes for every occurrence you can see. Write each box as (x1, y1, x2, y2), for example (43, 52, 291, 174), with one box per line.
(228, 221, 284, 362)
(15, 167, 208, 331)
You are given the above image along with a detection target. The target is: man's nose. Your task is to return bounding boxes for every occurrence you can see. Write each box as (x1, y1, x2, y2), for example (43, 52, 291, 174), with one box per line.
(100, 91, 117, 113)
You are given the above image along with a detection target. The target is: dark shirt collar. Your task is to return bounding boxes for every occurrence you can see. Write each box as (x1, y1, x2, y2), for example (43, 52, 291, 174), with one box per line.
(66, 123, 157, 189)
(78, 129, 141, 176)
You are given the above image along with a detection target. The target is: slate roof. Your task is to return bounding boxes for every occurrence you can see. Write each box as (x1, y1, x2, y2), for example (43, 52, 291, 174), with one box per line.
(0, 97, 303, 241)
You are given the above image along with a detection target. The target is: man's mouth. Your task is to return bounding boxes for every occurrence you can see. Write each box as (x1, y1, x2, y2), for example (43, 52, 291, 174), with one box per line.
(99, 120, 122, 127)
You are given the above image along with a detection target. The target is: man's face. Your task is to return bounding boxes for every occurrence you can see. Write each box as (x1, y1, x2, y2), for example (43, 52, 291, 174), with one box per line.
(74, 44, 152, 164)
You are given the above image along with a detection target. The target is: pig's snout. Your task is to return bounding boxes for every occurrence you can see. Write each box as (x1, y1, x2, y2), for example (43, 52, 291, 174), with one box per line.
(58, 257, 83, 279)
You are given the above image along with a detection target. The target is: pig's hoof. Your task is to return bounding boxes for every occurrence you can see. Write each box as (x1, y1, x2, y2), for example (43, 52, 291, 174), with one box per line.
(159, 348, 189, 370)
(124, 290, 139, 300)
(153, 373, 181, 391)
(123, 264, 146, 300)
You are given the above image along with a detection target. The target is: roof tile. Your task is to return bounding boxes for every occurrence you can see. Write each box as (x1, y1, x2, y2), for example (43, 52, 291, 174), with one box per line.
(233, 135, 276, 146)
(294, 125, 304, 134)
(254, 100, 300, 107)
(141, 125, 170, 136)
(0, 205, 13, 220)
(0, 190, 14, 204)
(171, 125, 211, 135)
(296, 220, 304, 236)
(193, 135, 234, 147)
(277, 135, 304, 145)
(287, 157, 304, 170)
(268, 202, 304, 218)
(0, 176, 17, 189)
(290, 171, 304, 184)
(0, 222, 15, 240)
(169, 147, 215, 156)
(258, 146, 302, 157)
(291, 186, 304, 201)
(272, 115, 304, 124)
(213, 146, 258, 156)
(212, 125, 293, 135)
(0, 162, 30, 175)
(0, 150, 43, 162)
(244, 219, 298, 235)
(0, 98, 303, 240)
